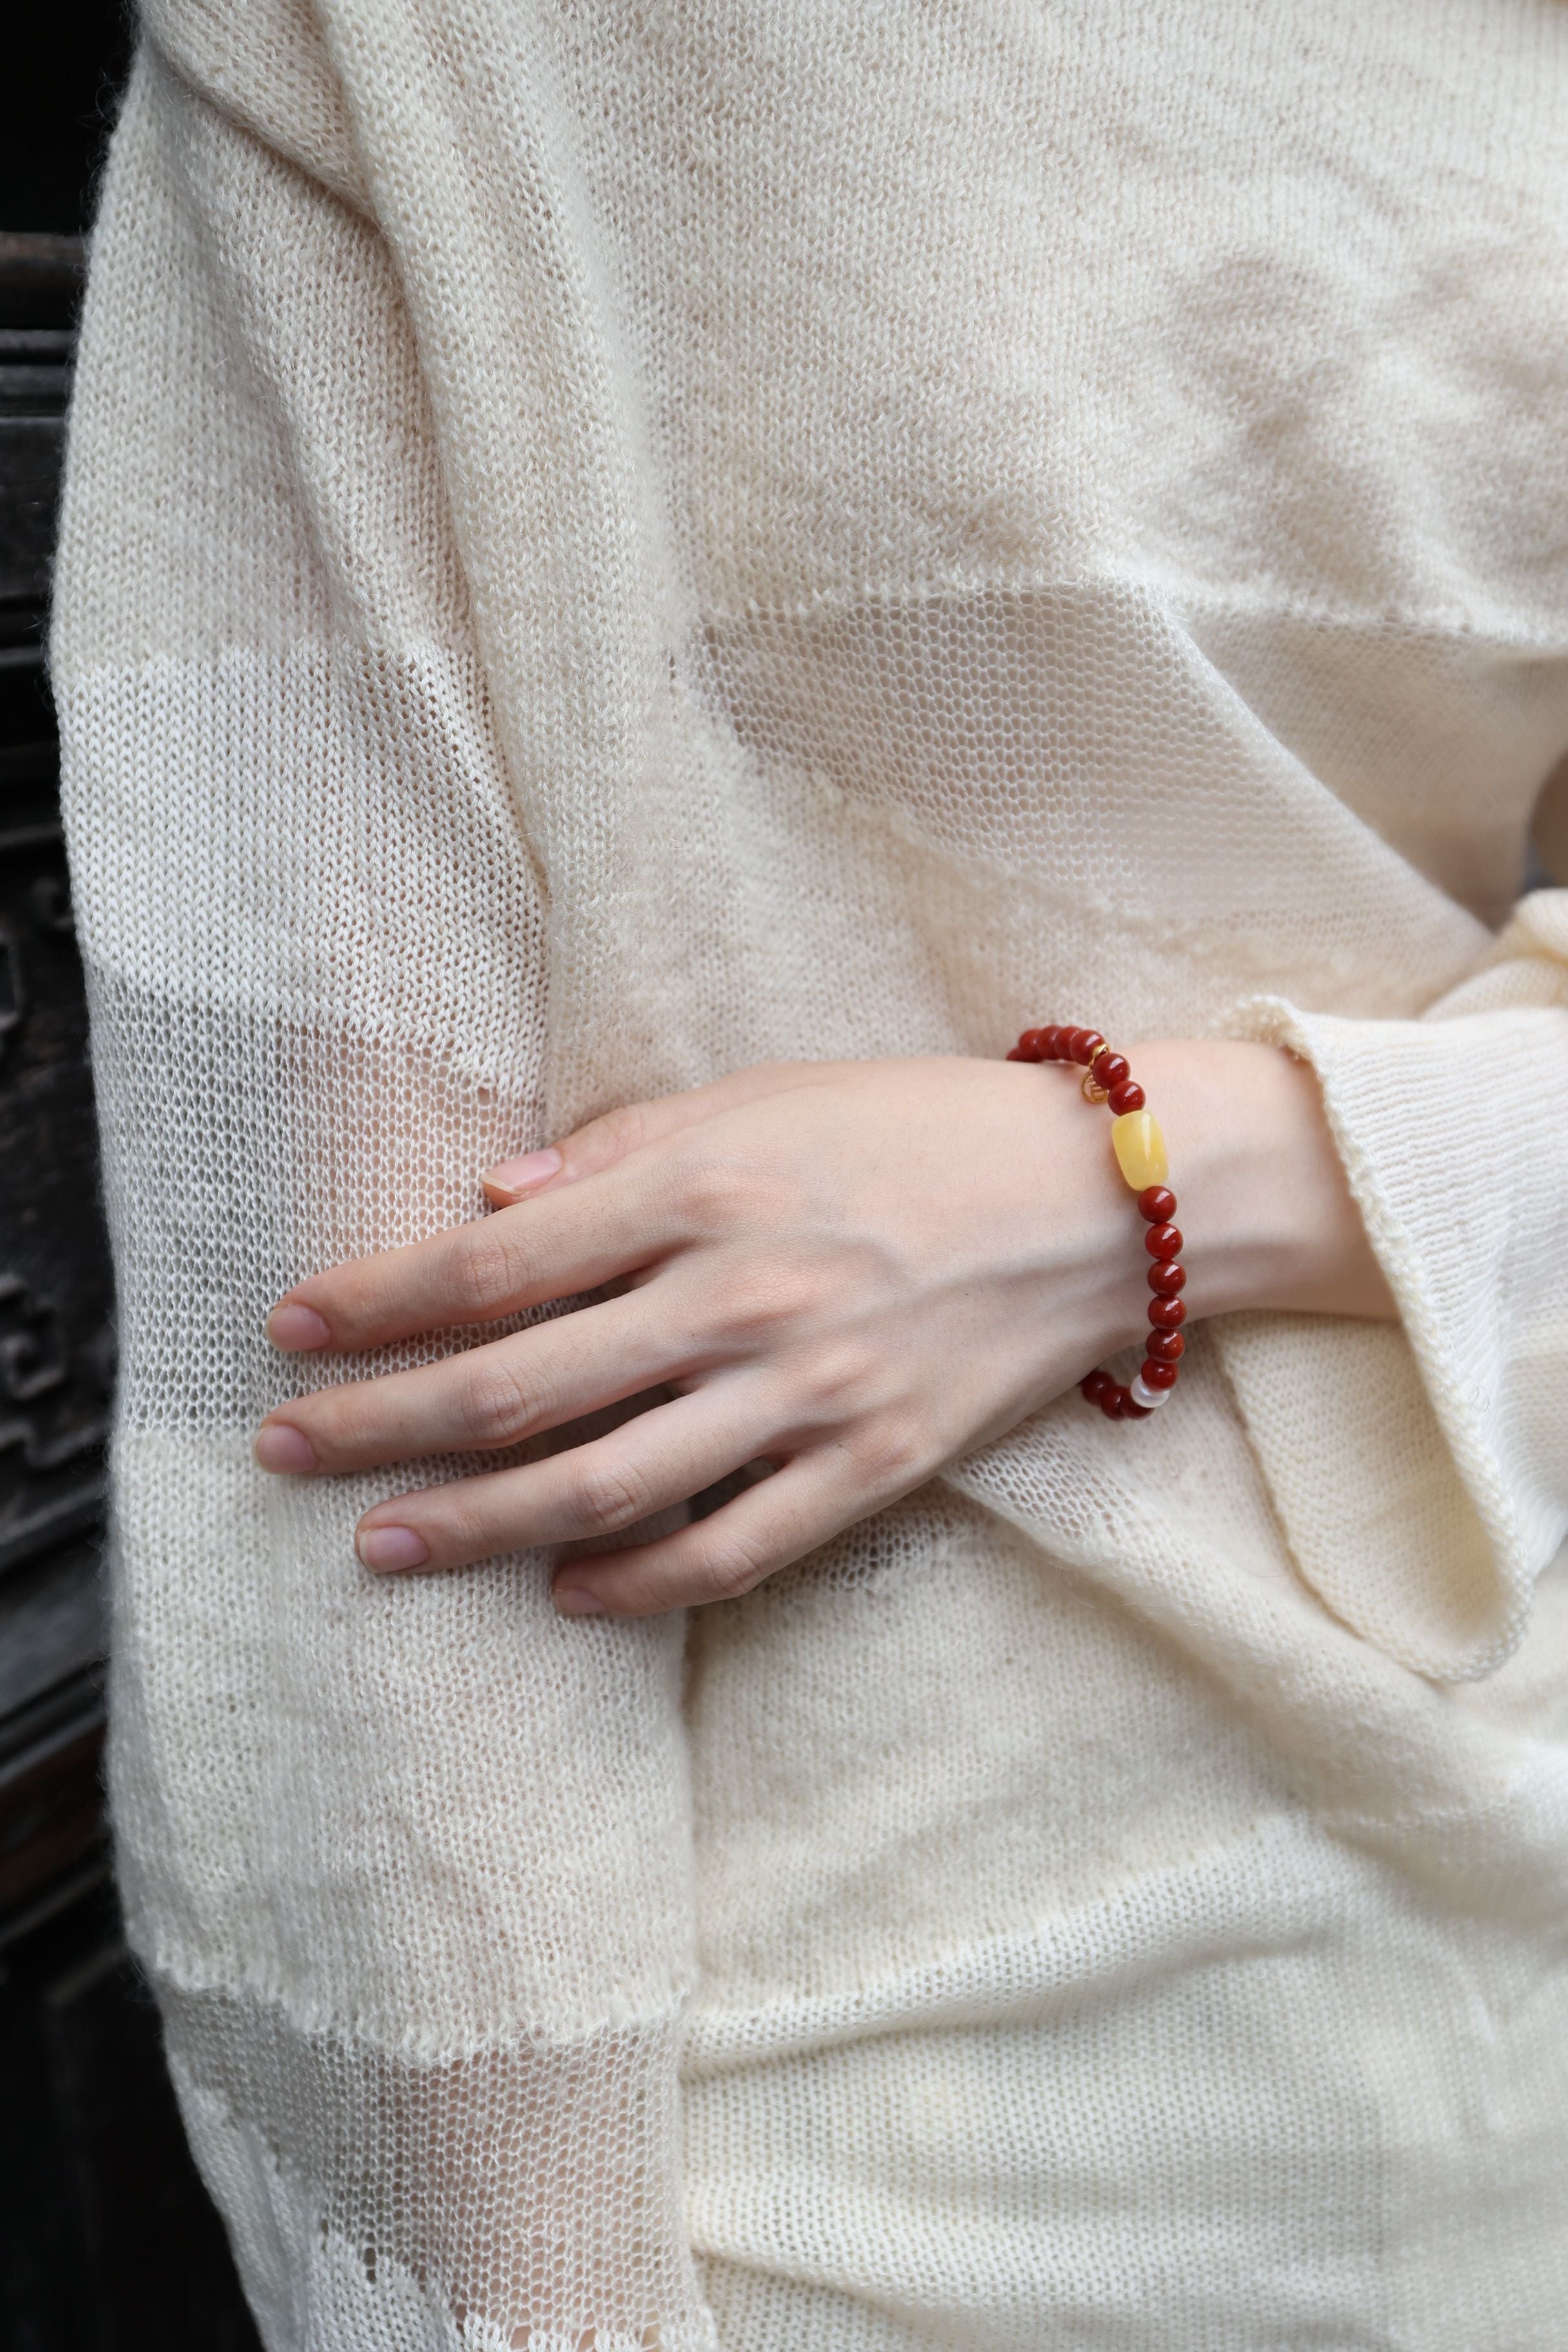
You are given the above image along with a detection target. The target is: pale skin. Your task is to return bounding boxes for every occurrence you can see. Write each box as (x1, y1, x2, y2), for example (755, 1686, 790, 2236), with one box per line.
(255, 1041, 1395, 1616)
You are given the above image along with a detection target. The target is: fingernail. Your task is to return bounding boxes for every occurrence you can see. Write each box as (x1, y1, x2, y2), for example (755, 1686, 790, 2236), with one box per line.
(266, 1302, 331, 1351)
(482, 1147, 562, 1198)
(553, 1583, 605, 1616)
(357, 1525, 431, 1573)
(253, 1422, 318, 1474)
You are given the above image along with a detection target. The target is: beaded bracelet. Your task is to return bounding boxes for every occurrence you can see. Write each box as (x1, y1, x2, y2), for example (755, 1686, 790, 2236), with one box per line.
(1006, 1022, 1185, 1422)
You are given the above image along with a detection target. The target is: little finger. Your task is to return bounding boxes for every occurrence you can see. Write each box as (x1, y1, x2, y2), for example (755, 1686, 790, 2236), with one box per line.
(549, 1449, 885, 1617)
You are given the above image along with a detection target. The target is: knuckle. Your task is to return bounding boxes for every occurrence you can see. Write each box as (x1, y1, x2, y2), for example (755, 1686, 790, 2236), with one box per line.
(302, 1393, 358, 1461)
(461, 1353, 544, 1447)
(705, 1262, 803, 1344)
(449, 1224, 533, 1319)
(304, 1378, 388, 1460)
(674, 1152, 763, 1233)
(441, 1490, 500, 1557)
(584, 1101, 651, 1162)
(847, 1412, 930, 1491)
(691, 1528, 771, 1603)
(567, 1455, 652, 1536)
(795, 1339, 878, 1416)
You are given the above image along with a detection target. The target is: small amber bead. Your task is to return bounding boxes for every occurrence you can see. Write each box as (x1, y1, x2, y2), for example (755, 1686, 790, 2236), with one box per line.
(1112, 1109, 1168, 1190)
(1146, 1329, 1186, 1362)
(1137, 1185, 1175, 1223)
(1144, 1222, 1183, 1260)
(1148, 1295, 1188, 1331)
(1107, 1080, 1145, 1114)
(1148, 1259, 1187, 1297)
(1070, 1029, 1106, 1066)
(1017, 1028, 1047, 1060)
(1141, 1358, 1180, 1390)
(1081, 1369, 1113, 1404)
(1091, 1050, 1129, 1090)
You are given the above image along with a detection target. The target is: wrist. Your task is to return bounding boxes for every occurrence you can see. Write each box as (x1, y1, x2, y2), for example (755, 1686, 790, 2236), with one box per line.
(1125, 1038, 1395, 1324)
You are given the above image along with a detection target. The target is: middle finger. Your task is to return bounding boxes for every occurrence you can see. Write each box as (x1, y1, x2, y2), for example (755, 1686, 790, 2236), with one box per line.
(255, 1279, 710, 1475)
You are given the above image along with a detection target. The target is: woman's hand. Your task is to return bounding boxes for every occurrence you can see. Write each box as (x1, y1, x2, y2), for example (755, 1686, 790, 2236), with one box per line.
(255, 1043, 1392, 1616)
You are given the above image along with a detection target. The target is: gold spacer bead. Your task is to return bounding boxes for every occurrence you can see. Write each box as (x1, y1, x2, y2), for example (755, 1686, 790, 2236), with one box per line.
(1081, 1070, 1110, 1104)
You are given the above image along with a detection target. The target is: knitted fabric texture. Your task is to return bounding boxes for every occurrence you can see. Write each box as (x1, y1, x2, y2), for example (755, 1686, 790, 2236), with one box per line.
(54, 2, 1568, 2345)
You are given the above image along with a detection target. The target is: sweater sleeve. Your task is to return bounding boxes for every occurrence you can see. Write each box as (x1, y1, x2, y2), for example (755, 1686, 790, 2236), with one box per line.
(55, 38, 712, 2352)
(1213, 885, 1568, 1683)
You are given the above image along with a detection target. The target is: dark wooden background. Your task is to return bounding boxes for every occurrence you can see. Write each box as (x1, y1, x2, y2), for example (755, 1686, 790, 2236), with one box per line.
(1, 13, 263, 2347)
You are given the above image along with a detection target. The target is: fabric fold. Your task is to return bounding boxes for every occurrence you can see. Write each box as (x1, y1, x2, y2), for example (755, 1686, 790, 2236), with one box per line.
(1217, 897, 1568, 1680)
(55, 0, 1568, 2342)
(55, 44, 713, 2349)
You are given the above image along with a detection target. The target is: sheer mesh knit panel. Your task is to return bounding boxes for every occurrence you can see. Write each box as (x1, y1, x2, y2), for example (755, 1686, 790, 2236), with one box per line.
(57, 58, 710, 2351)
(164, 1995, 694, 2351)
(55, 1, 1568, 2344)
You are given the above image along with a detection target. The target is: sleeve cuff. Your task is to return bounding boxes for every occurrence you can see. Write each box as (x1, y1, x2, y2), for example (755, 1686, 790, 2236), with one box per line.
(1208, 996, 1568, 1682)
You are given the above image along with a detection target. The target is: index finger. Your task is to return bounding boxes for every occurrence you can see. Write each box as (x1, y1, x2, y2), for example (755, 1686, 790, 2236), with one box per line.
(481, 1062, 838, 1205)
(265, 1159, 685, 1353)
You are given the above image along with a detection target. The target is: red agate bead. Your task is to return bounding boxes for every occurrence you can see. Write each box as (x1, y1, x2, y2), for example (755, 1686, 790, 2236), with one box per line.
(1039, 1024, 1066, 1059)
(1017, 1028, 1048, 1060)
(1137, 1186, 1176, 1222)
(1148, 1295, 1187, 1331)
(1091, 1050, 1130, 1090)
(1068, 1029, 1106, 1066)
(1143, 1222, 1182, 1260)
(1081, 1369, 1114, 1404)
(1146, 1329, 1185, 1362)
(1099, 1382, 1127, 1419)
(1108, 1081, 1145, 1113)
(1148, 1260, 1187, 1297)
(1141, 1358, 1180, 1390)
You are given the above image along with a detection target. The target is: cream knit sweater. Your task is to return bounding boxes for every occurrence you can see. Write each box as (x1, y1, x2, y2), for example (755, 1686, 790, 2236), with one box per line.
(54, 2, 1568, 2346)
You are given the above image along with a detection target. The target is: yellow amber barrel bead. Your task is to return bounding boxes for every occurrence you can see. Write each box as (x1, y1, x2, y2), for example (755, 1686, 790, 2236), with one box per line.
(1111, 1109, 1168, 1191)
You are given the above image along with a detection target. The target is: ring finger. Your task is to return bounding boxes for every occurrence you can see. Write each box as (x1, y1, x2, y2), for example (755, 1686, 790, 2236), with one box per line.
(350, 1380, 778, 1574)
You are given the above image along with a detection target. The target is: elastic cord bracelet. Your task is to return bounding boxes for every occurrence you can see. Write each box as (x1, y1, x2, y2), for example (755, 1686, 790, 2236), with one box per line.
(1006, 1022, 1185, 1422)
